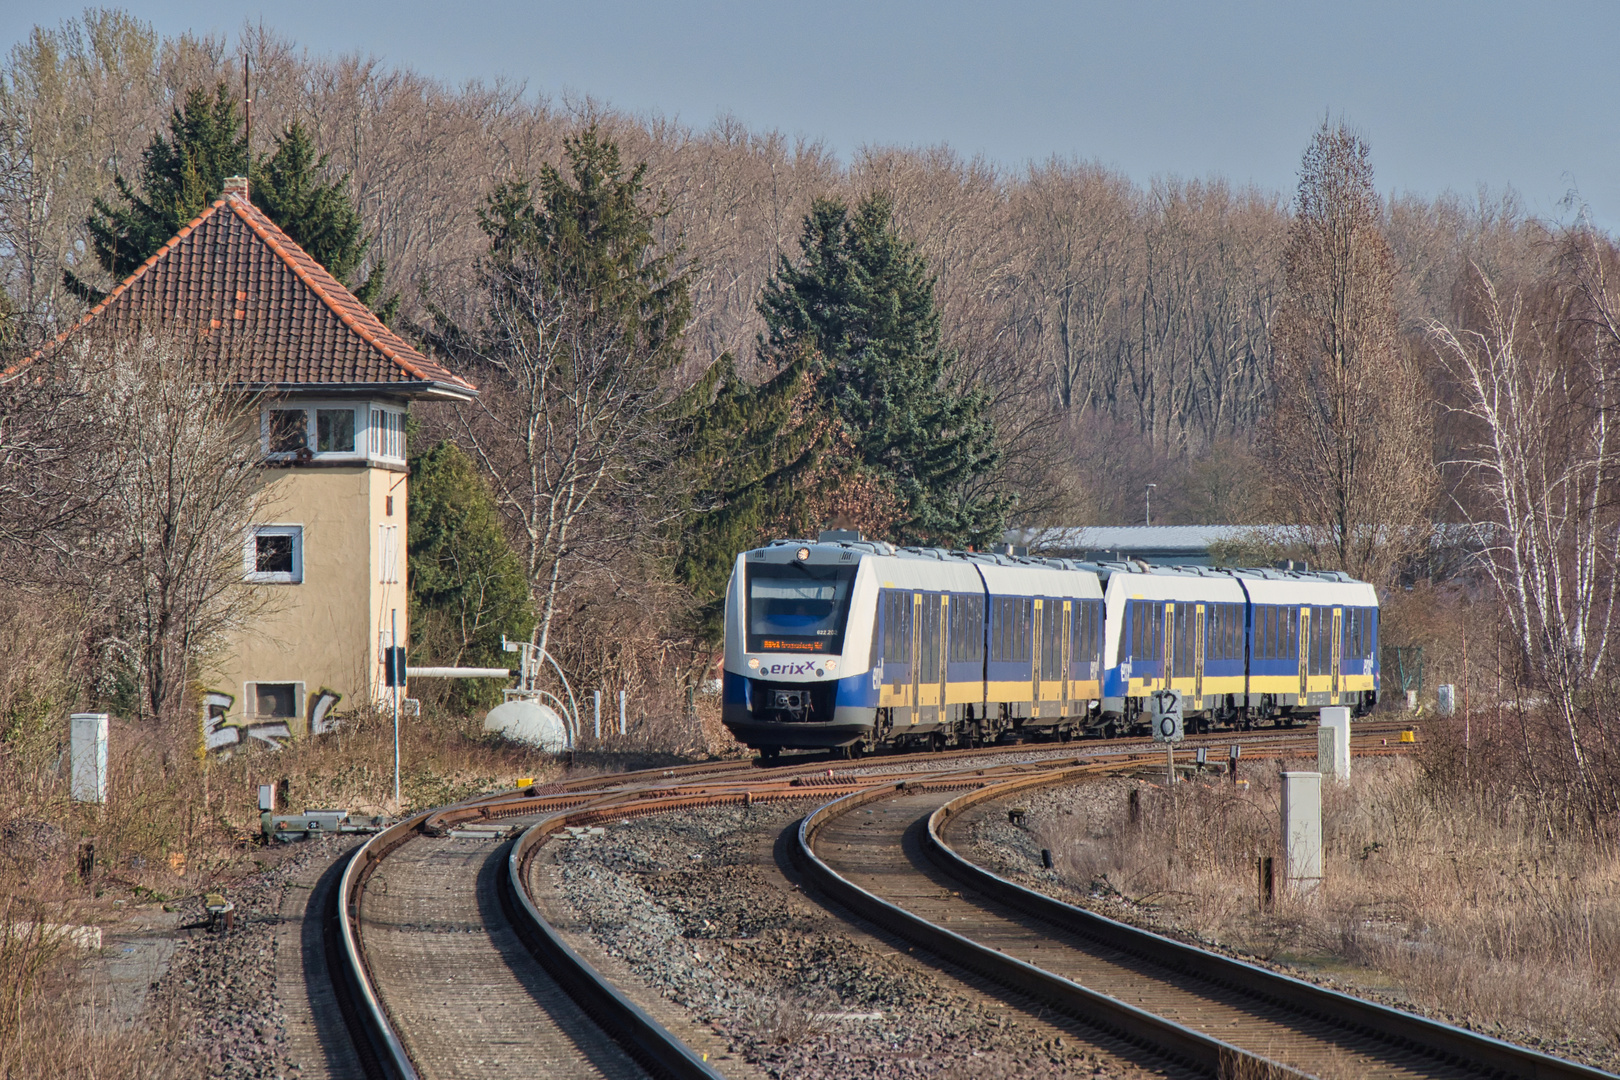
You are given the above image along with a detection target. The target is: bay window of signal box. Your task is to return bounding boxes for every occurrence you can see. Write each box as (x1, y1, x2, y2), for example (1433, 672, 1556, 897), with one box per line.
(262, 405, 407, 463)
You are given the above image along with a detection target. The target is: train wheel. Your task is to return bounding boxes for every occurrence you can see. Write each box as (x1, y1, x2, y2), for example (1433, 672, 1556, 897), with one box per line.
(930, 732, 946, 753)
(843, 742, 864, 761)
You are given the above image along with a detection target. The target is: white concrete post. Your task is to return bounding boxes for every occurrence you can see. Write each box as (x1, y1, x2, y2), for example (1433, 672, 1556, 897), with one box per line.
(618, 690, 627, 735)
(70, 713, 108, 804)
(1280, 770, 1322, 893)
(1437, 684, 1456, 716)
(1317, 706, 1350, 781)
(593, 690, 602, 740)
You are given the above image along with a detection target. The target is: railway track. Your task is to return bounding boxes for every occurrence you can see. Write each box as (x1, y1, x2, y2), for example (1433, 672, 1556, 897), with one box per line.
(795, 740, 1615, 1079)
(319, 719, 1606, 1079)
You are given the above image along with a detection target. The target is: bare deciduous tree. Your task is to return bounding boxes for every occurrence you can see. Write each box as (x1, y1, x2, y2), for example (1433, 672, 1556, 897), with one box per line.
(1431, 241, 1620, 798)
(4, 332, 272, 721)
(441, 130, 693, 657)
(1265, 121, 1435, 582)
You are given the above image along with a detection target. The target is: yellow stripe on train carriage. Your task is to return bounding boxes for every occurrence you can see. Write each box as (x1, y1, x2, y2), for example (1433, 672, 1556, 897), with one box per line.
(985, 679, 1036, 702)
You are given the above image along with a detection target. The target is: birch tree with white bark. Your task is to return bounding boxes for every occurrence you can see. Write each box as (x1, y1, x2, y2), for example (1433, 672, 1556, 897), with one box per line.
(438, 125, 692, 658)
(1429, 242, 1620, 796)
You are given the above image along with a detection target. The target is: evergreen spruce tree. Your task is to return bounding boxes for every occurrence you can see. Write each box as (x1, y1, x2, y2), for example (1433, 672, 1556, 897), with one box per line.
(409, 440, 534, 712)
(66, 84, 246, 302)
(668, 346, 824, 642)
(68, 87, 393, 318)
(252, 122, 396, 319)
(758, 193, 1007, 547)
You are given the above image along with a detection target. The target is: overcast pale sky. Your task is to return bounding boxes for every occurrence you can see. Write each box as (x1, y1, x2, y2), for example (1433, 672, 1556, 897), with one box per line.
(6, 2, 1619, 228)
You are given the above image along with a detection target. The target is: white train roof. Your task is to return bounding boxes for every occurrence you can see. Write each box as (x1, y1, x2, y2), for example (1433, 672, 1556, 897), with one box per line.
(747, 540, 1103, 597)
(1235, 573, 1377, 607)
(1103, 569, 1248, 603)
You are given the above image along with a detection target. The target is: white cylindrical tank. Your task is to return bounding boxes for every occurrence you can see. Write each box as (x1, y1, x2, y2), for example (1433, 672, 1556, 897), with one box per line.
(483, 699, 569, 752)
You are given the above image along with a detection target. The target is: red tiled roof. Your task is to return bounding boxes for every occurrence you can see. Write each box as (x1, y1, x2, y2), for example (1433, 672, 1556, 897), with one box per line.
(26, 193, 475, 397)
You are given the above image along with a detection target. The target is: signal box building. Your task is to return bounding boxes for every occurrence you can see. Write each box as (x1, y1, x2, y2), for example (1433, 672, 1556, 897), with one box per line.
(44, 177, 476, 749)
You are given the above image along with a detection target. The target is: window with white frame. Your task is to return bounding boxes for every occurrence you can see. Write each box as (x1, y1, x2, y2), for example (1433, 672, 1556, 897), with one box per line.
(369, 408, 406, 461)
(267, 408, 307, 454)
(263, 405, 363, 460)
(245, 525, 303, 584)
(378, 524, 400, 584)
(316, 408, 355, 453)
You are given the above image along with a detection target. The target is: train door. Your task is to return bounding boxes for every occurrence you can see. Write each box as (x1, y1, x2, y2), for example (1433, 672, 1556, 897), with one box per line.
(910, 593, 922, 724)
(1331, 607, 1342, 704)
(1060, 601, 1072, 717)
(1297, 607, 1310, 703)
(1162, 603, 1175, 697)
(1030, 599, 1043, 714)
(938, 595, 951, 726)
(1194, 603, 1206, 710)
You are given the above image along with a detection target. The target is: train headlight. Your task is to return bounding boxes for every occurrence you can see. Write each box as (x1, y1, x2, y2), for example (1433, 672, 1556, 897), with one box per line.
(824, 660, 837, 671)
(796, 547, 810, 561)
(747, 657, 760, 669)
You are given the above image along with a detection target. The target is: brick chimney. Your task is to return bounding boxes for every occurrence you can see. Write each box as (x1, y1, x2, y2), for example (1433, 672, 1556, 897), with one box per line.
(223, 175, 249, 199)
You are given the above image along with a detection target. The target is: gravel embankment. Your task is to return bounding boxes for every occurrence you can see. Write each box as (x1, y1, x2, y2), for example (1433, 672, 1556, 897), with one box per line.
(546, 801, 1160, 1079)
(150, 835, 353, 1080)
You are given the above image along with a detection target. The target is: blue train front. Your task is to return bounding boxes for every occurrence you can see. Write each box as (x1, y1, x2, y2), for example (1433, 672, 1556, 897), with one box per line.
(721, 539, 881, 758)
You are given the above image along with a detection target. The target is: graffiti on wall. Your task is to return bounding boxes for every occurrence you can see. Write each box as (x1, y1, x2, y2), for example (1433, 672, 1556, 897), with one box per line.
(201, 688, 344, 753)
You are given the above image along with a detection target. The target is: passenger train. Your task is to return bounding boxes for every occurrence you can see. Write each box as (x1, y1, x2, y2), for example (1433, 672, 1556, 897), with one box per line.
(721, 534, 1379, 759)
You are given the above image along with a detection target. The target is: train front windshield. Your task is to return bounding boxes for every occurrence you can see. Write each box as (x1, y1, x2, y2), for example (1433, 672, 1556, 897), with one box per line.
(746, 563, 856, 654)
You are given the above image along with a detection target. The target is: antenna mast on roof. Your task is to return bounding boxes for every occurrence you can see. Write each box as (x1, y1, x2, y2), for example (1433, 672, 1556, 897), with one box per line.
(243, 53, 251, 158)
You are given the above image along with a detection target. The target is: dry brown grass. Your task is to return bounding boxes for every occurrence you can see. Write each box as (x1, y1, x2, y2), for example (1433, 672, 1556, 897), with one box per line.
(0, 664, 726, 1076)
(1036, 737, 1620, 1063)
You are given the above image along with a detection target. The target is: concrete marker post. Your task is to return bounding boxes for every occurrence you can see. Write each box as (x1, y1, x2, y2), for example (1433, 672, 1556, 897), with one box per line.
(70, 712, 108, 804)
(1280, 770, 1323, 894)
(1317, 706, 1351, 781)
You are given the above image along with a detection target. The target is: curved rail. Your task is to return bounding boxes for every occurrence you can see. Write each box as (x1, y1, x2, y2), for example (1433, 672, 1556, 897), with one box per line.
(334, 811, 433, 1080)
(505, 814, 726, 1080)
(325, 722, 1420, 1080)
(793, 769, 1298, 1078)
(925, 771, 1618, 1080)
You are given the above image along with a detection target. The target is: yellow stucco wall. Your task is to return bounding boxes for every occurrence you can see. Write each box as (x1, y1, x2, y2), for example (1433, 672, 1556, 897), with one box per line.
(203, 463, 409, 747)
